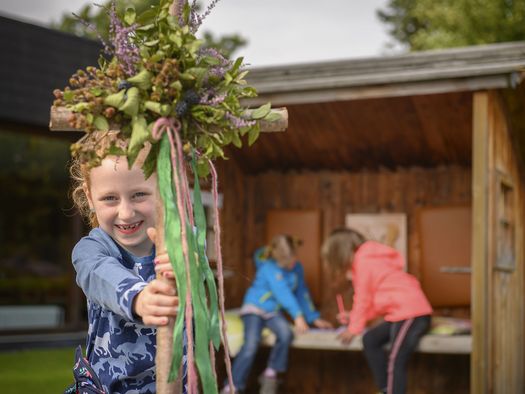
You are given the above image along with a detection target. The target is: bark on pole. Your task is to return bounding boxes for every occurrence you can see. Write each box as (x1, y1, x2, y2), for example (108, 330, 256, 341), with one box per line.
(155, 6, 182, 393)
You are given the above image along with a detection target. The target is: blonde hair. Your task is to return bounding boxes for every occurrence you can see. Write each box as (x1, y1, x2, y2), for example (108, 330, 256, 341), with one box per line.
(321, 228, 366, 270)
(70, 156, 98, 228)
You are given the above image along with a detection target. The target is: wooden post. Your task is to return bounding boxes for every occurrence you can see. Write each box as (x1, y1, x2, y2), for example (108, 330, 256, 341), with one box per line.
(471, 91, 491, 394)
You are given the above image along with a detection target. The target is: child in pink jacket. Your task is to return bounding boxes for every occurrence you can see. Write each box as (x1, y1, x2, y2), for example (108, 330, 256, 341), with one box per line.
(322, 228, 432, 394)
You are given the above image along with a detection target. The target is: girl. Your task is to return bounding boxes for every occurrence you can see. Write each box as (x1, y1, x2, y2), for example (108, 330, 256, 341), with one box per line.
(221, 235, 332, 394)
(321, 228, 432, 394)
(69, 151, 180, 394)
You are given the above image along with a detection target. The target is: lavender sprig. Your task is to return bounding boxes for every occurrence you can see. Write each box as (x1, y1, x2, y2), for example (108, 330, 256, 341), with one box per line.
(191, 0, 222, 32)
(107, 2, 140, 77)
(226, 112, 256, 129)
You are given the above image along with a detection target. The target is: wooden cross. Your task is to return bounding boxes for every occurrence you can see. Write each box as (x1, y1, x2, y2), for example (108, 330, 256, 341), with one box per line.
(49, 2, 288, 393)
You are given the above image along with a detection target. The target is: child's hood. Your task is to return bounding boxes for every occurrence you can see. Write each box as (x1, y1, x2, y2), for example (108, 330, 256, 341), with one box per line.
(355, 240, 404, 270)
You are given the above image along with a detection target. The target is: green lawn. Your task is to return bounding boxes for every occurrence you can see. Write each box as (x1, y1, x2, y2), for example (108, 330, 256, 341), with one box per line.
(0, 347, 75, 394)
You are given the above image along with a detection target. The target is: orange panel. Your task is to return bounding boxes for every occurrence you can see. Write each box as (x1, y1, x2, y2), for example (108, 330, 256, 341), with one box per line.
(418, 206, 471, 307)
(266, 210, 322, 304)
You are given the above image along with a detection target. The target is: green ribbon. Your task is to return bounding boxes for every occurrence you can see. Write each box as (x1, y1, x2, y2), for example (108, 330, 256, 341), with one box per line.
(157, 133, 220, 393)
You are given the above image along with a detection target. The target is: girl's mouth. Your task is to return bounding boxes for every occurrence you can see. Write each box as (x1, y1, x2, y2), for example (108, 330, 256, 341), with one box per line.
(115, 221, 143, 235)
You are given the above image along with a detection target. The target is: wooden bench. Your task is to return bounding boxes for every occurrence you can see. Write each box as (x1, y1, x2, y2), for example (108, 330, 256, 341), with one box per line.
(260, 329, 472, 354)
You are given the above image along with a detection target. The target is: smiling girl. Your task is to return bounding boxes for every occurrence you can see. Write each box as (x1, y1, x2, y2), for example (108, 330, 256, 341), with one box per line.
(69, 151, 180, 394)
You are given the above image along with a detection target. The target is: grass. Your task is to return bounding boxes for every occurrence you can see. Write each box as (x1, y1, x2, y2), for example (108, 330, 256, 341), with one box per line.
(0, 347, 75, 394)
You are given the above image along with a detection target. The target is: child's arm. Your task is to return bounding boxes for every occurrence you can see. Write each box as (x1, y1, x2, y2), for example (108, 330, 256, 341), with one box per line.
(346, 258, 374, 335)
(293, 263, 333, 328)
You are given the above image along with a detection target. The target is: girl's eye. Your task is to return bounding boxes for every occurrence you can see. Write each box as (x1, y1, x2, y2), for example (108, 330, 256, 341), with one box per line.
(101, 195, 117, 202)
(133, 192, 149, 199)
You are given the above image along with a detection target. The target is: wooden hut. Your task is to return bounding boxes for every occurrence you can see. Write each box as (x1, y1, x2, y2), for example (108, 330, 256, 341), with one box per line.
(215, 42, 525, 393)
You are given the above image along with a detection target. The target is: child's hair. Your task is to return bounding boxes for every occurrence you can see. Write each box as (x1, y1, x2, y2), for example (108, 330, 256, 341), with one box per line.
(263, 234, 302, 260)
(70, 156, 98, 228)
(321, 228, 367, 270)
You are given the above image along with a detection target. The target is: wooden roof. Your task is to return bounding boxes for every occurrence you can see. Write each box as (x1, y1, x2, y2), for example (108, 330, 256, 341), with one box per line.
(229, 42, 525, 173)
(0, 16, 101, 130)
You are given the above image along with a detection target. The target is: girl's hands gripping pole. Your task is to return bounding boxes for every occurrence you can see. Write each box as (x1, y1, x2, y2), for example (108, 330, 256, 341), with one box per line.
(132, 228, 179, 326)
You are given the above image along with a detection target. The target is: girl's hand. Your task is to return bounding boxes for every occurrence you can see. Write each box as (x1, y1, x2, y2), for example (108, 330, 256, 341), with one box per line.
(294, 316, 309, 334)
(337, 330, 355, 345)
(336, 311, 351, 325)
(147, 227, 175, 280)
(153, 251, 175, 280)
(133, 279, 179, 326)
(313, 318, 333, 329)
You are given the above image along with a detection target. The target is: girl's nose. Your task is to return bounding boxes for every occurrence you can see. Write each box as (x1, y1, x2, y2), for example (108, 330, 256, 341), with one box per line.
(118, 200, 135, 219)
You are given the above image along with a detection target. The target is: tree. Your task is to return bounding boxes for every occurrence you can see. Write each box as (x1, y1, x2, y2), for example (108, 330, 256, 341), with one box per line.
(378, 0, 525, 50)
(52, 0, 246, 59)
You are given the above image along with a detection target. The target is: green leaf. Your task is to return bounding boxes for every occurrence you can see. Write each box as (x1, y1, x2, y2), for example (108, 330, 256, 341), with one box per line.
(86, 113, 94, 125)
(231, 131, 242, 148)
(107, 142, 126, 157)
(93, 115, 109, 131)
(127, 116, 150, 167)
(248, 124, 260, 146)
(250, 102, 271, 120)
(63, 90, 75, 103)
(124, 7, 136, 25)
(231, 57, 244, 74)
(144, 39, 160, 47)
(119, 87, 140, 117)
(127, 69, 153, 90)
(89, 87, 103, 97)
(142, 141, 159, 179)
(169, 33, 183, 47)
(104, 90, 126, 108)
(263, 111, 282, 122)
(137, 23, 155, 31)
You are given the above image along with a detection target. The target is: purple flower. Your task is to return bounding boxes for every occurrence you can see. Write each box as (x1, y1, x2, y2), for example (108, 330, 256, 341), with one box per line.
(107, 2, 140, 76)
(200, 89, 226, 105)
(225, 112, 256, 129)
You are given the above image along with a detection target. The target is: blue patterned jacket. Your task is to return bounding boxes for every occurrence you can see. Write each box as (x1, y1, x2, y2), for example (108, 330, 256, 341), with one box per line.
(72, 227, 157, 394)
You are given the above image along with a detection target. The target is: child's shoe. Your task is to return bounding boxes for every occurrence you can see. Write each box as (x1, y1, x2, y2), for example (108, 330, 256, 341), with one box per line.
(258, 374, 279, 394)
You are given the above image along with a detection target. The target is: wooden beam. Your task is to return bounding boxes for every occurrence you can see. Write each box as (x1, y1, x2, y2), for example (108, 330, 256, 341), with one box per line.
(471, 91, 491, 394)
(48, 106, 288, 133)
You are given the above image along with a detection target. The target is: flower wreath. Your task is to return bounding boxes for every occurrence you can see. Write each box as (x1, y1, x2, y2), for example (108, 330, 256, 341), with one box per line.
(52, 0, 277, 177)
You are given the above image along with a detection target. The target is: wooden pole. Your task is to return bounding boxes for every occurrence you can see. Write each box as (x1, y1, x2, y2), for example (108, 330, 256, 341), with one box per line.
(49, 106, 288, 133)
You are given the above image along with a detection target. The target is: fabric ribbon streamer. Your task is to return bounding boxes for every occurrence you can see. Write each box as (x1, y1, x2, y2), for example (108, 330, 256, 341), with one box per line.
(152, 117, 233, 393)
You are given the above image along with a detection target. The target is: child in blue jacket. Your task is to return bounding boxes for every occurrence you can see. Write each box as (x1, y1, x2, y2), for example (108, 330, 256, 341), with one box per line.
(221, 235, 331, 394)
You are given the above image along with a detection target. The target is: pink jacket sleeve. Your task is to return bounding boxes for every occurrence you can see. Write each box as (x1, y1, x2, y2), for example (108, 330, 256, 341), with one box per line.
(347, 253, 375, 335)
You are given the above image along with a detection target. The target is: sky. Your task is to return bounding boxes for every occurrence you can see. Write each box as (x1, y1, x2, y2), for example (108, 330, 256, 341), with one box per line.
(0, 0, 402, 66)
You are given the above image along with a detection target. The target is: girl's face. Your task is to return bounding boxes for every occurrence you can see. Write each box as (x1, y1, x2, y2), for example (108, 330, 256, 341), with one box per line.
(85, 156, 157, 257)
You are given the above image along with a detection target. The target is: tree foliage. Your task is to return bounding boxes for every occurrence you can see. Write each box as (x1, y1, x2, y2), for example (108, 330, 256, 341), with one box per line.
(52, 0, 246, 58)
(378, 0, 525, 50)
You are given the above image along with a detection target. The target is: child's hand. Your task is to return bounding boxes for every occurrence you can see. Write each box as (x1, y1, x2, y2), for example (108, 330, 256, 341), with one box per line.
(336, 311, 351, 325)
(313, 318, 333, 329)
(147, 227, 175, 280)
(133, 279, 179, 326)
(294, 316, 309, 334)
(153, 251, 175, 280)
(337, 330, 355, 345)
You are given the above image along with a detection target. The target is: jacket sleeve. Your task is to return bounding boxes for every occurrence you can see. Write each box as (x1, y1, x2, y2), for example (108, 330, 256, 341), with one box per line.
(347, 255, 375, 335)
(262, 265, 303, 319)
(72, 237, 147, 323)
(293, 263, 320, 324)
